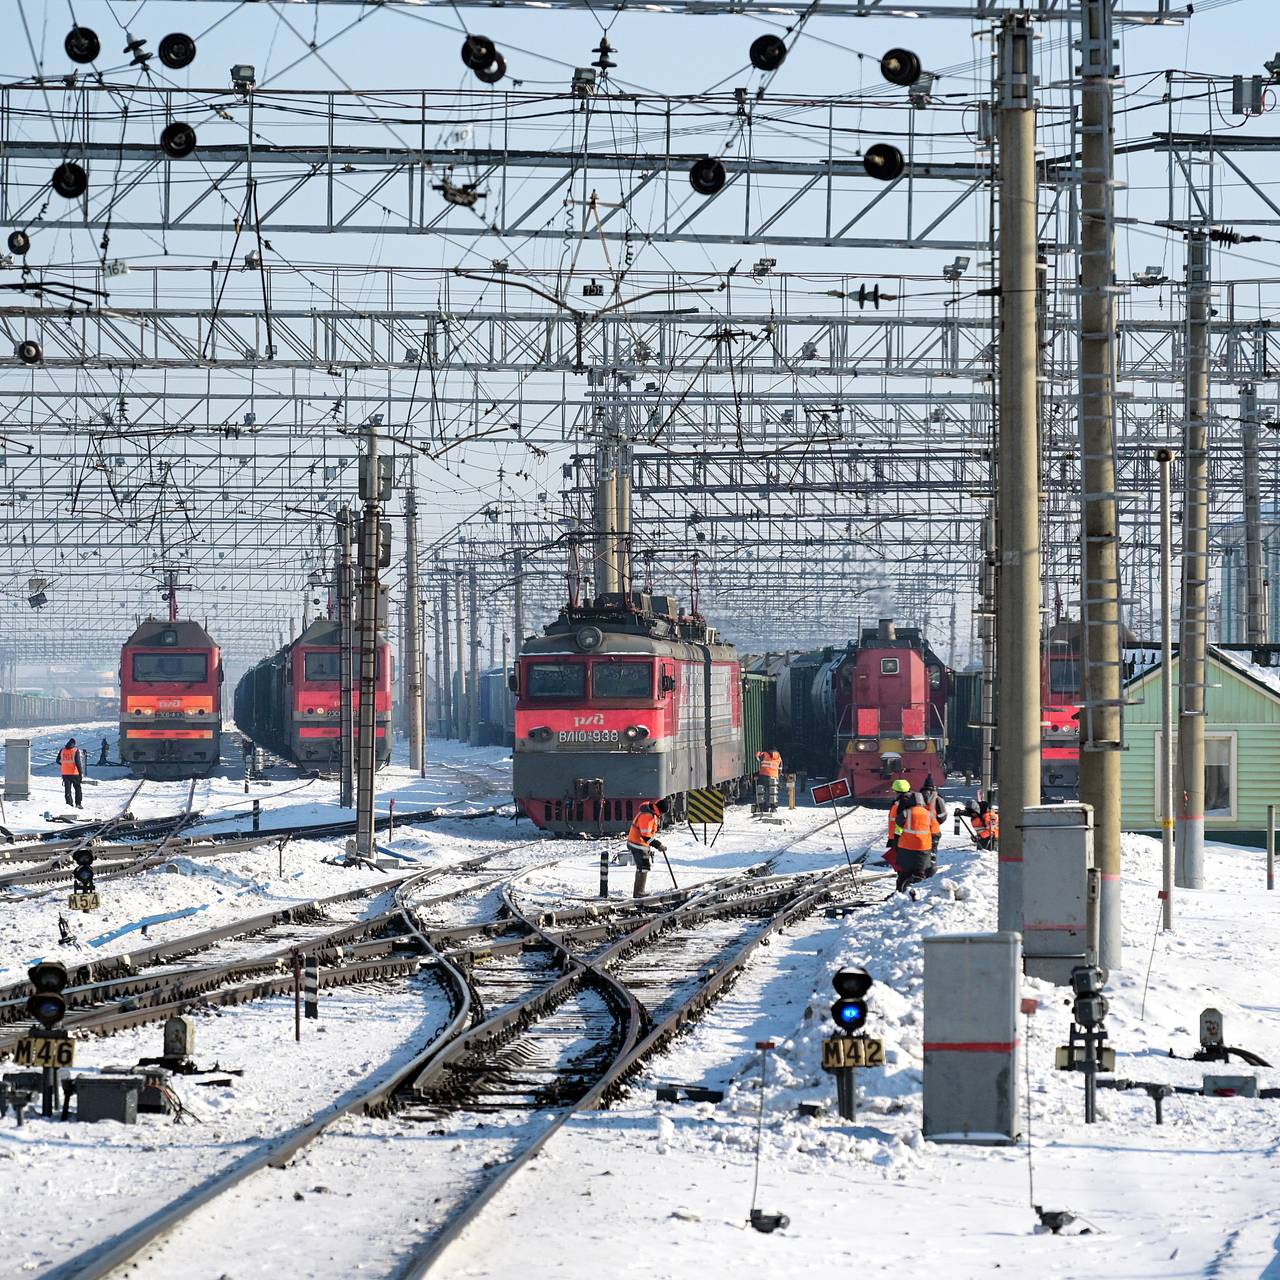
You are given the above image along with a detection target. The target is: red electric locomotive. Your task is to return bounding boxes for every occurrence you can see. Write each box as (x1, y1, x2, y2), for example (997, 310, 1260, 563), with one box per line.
(234, 618, 392, 767)
(512, 592, 746, 834)
(119, 618, 223, 779)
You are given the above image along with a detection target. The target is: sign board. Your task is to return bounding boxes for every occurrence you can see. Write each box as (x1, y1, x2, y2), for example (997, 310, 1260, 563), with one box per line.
(1055, 1044, 1116, 1073)
(811, 777, 852, 806)
(687, 788, 725, 825)
(14, 1034, 76, 1069)
(68, 891, 100, 912)
(821, 1035, 885, 1070)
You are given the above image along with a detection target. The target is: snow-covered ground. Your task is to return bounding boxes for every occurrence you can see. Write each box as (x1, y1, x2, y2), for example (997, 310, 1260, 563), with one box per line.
(0, 735, 1277, 1279)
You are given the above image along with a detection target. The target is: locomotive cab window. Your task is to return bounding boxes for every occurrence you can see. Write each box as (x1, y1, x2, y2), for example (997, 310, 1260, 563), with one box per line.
(880, 657, 900, 675)
(526, 662, 586, 698)
(132, 653, 208, 682)
(304, 652, 342, 682)
(302, 651, 380, 681)
(591, 662, 652, 699)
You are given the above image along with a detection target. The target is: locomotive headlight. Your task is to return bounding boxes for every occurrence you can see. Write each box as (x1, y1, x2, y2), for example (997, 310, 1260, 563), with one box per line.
(528, 726, 553, 742)
(856, 738, 878, 752)
(623, 725, 650, 742)
(133, 707, 154, 717)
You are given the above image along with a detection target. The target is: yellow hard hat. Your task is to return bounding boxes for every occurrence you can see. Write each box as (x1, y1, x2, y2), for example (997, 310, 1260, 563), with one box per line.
(892, 778, 911, 793)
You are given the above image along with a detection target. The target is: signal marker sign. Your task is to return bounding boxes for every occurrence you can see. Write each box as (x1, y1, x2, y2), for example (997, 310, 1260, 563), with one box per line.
(687, 788, 725, 825)
(810, 777, 852, 806)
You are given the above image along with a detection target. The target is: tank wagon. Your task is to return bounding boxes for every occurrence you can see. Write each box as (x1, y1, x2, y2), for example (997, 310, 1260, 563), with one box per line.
(512, 591, 747, 834)
(119, 618, 222, 779)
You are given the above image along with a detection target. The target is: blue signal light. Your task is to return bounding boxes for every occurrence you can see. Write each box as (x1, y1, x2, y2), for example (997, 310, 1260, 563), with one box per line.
(831, 998, 867, 1030)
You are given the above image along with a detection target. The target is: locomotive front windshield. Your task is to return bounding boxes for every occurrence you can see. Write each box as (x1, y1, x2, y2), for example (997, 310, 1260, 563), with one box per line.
(591, 662, 652, 699)
(131, 652, 208, 683)
(304, 651, 342, 682)
(302, 650, 382, 682)
(526, 662, 586, 698)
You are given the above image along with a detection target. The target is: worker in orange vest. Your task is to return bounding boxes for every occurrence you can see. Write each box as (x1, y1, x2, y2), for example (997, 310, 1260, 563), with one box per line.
(972, 799, 1000, 851)
(887, 777, 912, 846)
(755, 748, 783, 812)
(625, 801, 668, 898)
(58, 738, 86, 808)
(884, 790, 935, 893)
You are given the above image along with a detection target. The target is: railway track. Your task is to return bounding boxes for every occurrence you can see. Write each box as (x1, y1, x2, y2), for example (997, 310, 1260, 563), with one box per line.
(0, 847, 555, 1051)
(43, 847, 884, 1280)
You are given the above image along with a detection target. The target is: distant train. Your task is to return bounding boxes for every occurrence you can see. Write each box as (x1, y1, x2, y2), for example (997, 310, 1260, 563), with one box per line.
(234, 618, 392, 768)
(511, 591, 756, 834)
(748, 620, 948, 805)
(119, 619, 223, 779)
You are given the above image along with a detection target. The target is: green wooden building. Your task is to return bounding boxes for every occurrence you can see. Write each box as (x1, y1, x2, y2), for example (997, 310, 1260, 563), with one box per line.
(1120, 647, 1280, 845)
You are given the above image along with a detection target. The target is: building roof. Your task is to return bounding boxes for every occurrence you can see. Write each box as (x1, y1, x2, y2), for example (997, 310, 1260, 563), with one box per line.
(1124, 645, 1280, 705)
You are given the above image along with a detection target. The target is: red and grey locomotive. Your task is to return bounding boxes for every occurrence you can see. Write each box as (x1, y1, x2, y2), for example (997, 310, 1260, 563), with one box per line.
(234, 618, 392, 768)
(512, 592, 745, 834)
(119, 618, 223, 779)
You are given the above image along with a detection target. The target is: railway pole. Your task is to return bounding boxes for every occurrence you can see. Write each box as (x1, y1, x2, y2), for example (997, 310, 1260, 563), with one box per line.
(1158, 448, 1176, 931)
(512, 546, 525, 657)
(1177, 230, 1211, 892)
(453, 572, 466, 741)
(468, 567, 481, 746)
(994, 14, 1041, 933)
(432, 607, 443, 738)
(1242, 384, 1266, 644)
(1078, 0, 1126, 967)
(439, 572, 453, 740)
(404, 480, 424, 773)
(594, 442, 618, 599)
(338, 507, 355, 809)
(355, 420, 386, 863)
(979, 504, 997, 799)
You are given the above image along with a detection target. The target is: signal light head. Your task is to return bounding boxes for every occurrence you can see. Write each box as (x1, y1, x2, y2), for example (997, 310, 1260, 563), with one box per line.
(27, 960, 69, 1029)
(832, 966, 873, 999)
(831, 998, 867, 1030)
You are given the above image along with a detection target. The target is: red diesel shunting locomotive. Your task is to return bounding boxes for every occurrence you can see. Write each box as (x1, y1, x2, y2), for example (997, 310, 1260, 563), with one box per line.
(234, 618, 392, 767)
(119, 618, 223, 779)
(835, 620, 948, 804)
(512, 591, 746, 834)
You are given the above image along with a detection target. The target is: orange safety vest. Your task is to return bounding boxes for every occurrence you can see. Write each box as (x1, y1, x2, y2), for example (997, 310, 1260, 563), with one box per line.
(627, 810, 660, 847)
(974, 811, 1000, 842)
(897, 804, 933, 852)
(59, 747, 80, 777)
(756, 750, 782, 779)
(888, 800, 905, 842)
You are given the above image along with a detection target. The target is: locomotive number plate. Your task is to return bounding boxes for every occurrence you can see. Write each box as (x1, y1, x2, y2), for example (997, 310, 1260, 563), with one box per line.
(556, 729, 621, 744)
(14, 1035, 76, 1069)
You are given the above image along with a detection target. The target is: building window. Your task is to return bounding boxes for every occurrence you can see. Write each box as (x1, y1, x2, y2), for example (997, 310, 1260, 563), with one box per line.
(1155, 732, 1237, 823)
(880, 657, 899, 675)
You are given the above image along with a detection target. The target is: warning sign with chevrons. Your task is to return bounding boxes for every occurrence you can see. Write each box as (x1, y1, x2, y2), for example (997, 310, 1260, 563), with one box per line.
(687, 788, 725, 825)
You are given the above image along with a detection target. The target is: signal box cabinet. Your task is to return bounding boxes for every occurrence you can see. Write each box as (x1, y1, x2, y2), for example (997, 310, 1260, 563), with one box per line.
(923, 931, 1021, 1146)
(1022, 803, 1096, 985)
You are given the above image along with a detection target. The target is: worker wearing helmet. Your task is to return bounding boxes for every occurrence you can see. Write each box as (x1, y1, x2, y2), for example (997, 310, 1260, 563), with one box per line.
(624, 801, 667, 898)
(886, 777, 912, 849)
(884, 790, 935, 893)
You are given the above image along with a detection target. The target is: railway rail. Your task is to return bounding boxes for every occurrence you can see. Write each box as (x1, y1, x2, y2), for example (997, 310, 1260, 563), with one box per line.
(43, 838, 886, 1280)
